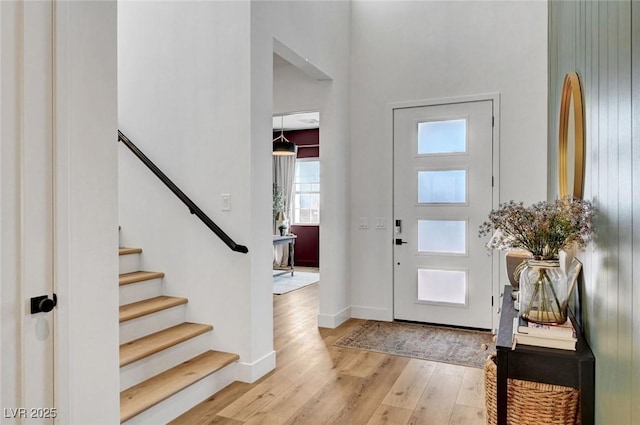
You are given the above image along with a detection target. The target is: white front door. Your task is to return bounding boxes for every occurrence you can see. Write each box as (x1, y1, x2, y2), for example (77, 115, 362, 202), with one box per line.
(1, 2, 56, 422)
(393, 100, 494, 329)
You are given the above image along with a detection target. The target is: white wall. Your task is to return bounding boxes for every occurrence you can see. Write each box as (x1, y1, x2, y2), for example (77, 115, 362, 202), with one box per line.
(252, 0, 352, 328)
(118, 0, 351, 385)
(349, 1, 548, 323)
(273, 56, 320, 115)
(55, 3, 120, 422)
(118, 1, 262, 380)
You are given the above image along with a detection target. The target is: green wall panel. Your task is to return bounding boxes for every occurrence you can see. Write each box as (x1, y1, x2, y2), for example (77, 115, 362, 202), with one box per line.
(548, 1, 637, 423)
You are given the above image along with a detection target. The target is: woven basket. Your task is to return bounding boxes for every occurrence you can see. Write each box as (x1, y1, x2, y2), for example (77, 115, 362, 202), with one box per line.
(484, 356, 580, 425)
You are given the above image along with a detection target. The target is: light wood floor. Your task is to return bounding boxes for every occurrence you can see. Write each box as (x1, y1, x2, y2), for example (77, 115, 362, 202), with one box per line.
(170, 282, 487, 425)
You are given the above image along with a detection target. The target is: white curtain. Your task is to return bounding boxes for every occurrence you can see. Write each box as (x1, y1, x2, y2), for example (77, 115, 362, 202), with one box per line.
(273, 154, 296, 267)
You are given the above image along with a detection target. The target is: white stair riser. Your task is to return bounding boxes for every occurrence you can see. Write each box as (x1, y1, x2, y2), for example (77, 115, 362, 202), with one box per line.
(120, 332, 211, 390)
(119, 253, 141, 275)
(120, 306, 186, 344)
(121, 362, 237, 425)
(119, 278, 163, 306)
(120, 332, 211, 391)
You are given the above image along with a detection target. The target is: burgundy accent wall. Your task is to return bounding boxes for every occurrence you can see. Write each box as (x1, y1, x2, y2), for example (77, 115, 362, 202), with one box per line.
(273, 128, 320, 266)
(273, 128, 320, 159)
(289, 225, 319, 267)
(296, 146, 319, 159)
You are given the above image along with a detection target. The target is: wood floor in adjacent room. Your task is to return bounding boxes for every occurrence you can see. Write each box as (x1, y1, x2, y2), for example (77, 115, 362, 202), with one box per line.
(170, 282, 486, 425)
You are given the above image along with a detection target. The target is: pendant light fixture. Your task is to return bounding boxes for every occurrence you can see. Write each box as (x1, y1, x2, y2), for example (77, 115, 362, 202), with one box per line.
(272, 115, 296, 156)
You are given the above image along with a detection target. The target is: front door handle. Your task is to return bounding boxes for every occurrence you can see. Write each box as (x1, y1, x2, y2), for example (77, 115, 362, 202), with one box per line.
(395, 238, 408, 245)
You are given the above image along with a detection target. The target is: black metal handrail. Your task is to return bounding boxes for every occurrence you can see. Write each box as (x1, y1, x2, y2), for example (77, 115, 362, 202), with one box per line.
(118, 130, 248, 254)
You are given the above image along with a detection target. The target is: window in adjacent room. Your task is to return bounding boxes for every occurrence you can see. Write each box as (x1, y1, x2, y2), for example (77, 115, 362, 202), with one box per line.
(293, 159, 320, 224)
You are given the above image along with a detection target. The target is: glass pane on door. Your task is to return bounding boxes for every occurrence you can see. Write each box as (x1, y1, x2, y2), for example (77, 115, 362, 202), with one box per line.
(418, 220, 466, 254)
(418, 119, 466, 154)
(417, 269, 467, 305)
(418, 170, 466, 203)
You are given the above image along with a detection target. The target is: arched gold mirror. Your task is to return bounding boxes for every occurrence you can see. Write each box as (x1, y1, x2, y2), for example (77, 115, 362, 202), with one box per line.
(558, 72, 585, 199)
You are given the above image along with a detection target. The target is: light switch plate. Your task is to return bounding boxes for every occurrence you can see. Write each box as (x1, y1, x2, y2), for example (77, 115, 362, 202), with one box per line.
(375, 217, 385, 229)
(221, 194, 231, 211)
(359, 217, 369, 229)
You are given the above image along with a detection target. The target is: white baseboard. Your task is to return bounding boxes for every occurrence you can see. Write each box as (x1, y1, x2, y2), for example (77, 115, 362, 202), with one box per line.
(317, 306, 351, 329)
(350, 305, 392, 322)
(235, 350, 276, 383)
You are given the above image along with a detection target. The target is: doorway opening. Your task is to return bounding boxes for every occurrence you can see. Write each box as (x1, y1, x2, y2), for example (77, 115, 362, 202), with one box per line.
(272, 112, 321, 295)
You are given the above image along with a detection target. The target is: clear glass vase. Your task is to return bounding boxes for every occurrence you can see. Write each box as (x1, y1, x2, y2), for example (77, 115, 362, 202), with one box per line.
(519, 258, 568, 324)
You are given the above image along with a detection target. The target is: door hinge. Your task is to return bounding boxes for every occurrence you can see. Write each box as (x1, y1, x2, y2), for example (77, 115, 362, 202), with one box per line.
(492, 176, 494, 187)
(491, 296, 494, 307)
(492, 116, 495, 127)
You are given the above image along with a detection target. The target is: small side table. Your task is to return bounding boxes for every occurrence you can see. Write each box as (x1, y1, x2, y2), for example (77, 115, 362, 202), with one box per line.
(495, 285, 595, 425)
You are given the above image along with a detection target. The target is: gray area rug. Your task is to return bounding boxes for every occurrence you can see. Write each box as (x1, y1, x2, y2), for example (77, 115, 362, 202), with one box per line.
(334, 320, 495, 368)
(273, 271, 319, 295)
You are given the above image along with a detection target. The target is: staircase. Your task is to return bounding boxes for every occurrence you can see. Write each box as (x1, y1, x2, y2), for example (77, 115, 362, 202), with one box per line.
(119, 243, 239, 424)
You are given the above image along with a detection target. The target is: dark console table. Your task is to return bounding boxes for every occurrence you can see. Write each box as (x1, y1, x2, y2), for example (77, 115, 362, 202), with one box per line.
(273, 234, 297, 276)
(495, 285, 595, 425)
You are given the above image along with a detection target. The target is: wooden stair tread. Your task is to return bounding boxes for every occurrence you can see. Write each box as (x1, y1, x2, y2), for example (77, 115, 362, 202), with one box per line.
(120, 350, 239, 423)
(119, 271, 164, 286)
(120, 322, 213, 367)
(119, 296, 187, 323)
(119, 247, 142, 256)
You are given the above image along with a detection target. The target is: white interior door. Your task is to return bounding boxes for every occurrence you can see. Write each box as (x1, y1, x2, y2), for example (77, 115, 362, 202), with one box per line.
(393, 100, 494, 329)
(1, 2, 56, 422)
(23, 2, 56, 420)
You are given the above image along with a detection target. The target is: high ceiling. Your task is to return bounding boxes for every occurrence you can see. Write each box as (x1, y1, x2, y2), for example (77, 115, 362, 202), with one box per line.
(272, 112, 320, 131)
(273, 53, 319, 131)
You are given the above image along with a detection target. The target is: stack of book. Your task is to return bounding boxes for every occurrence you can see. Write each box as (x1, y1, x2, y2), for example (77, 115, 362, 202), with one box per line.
(512, 317, 577, 351)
